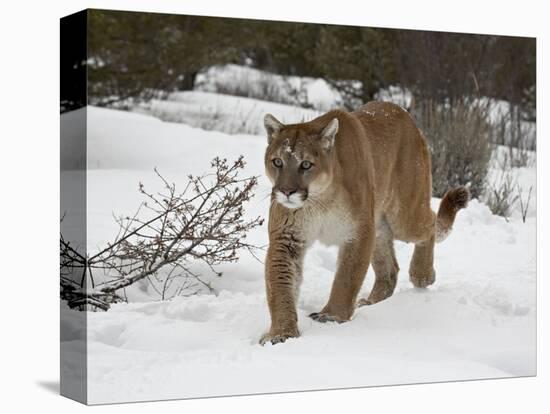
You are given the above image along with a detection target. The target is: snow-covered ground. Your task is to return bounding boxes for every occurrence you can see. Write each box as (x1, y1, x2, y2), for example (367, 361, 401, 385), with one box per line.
(61, 98, 536, 404)
(140, 64, 536, 149)
(137, 90, 323, 136)
(195, 64, 345, 111)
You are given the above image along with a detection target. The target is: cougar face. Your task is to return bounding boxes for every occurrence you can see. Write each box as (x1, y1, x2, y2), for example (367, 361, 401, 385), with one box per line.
(263, 114, 339, 209)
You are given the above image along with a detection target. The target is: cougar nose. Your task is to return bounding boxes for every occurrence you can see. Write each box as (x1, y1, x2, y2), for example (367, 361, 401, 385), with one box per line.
(280, 188, 298, 197)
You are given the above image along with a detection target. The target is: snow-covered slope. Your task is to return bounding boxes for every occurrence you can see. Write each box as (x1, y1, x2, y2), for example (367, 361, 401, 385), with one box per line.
(195, 64, 345, 111)
(61, 106, 536, 404)
(136, 90, 323, 136)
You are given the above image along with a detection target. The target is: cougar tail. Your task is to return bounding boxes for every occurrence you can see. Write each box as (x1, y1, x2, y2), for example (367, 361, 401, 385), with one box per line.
(435, 186, 470, 243)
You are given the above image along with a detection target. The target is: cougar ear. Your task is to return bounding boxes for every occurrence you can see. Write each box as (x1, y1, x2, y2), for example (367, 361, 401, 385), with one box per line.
(264, 114, 284, 144)
(320, 118, 339, 150)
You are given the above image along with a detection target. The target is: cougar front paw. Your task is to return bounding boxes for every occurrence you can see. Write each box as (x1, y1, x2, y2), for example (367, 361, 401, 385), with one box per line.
(308, 311, 348, 324)
(358, 279, 397, 306)
(357, 298, 372, 307)
(409, 268, 436, 288)
(259, 329, 299, 346)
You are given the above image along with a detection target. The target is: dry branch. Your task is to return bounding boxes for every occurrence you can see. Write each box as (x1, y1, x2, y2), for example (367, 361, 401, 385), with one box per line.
(60, 156, 264, 310)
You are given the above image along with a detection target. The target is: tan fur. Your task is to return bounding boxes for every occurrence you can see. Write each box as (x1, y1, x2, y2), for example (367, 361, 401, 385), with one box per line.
(259, 102, 469, 345)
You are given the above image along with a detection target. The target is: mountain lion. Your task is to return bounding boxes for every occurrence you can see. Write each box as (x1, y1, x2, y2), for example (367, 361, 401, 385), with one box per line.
(260, 101, 469, 345)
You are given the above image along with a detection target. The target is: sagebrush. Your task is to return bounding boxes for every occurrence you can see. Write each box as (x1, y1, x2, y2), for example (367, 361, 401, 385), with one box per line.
(412, 99, 493, 199)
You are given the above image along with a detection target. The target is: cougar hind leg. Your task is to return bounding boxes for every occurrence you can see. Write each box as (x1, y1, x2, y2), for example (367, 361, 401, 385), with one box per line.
(409, 186, 470, 288)
(358, 217, 399, 306)
(409, 235, 436, 288)
(407, 206, 437, 288)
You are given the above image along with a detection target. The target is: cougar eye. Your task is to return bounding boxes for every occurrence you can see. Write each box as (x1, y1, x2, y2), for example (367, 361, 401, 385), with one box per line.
(272, 158, 283, 168)
(300, 160, 312, 170)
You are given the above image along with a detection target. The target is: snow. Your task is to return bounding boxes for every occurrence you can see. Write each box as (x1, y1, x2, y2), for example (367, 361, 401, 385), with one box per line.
(131, 65, 536, 151)
(61, 101, 535, 404)
(195, 64, 344, 111)
(486, 145, 537, 219)
(375, 85, 414, 109)
(374, 88, 536, 150)
(136, 91, 323, 136)
(478, 97, 536, 149)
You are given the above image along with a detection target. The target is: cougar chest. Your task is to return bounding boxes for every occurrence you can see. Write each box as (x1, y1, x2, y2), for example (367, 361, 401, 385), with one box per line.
(307, 204, 356, 247)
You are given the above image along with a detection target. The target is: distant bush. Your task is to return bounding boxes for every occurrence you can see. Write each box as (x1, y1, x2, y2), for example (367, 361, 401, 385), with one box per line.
(492, 105, 535, 167)
(194, 65, 343, 111)
(412, 99, 493, 199)
(483, 153, 534, 220)
(205, 70, 294, 105)
(484, 169, 519, 218)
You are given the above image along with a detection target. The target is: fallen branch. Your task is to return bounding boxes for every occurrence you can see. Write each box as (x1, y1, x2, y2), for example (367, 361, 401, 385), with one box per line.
(60, 156, 264, 310)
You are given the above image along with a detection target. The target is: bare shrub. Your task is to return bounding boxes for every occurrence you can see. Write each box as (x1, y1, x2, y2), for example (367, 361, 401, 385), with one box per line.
(506, 145, 531, 169)
(517, 184, 533, 223)
(210, 71, 297, 106)
(60, 157, 264, 311)
(412, 98, 493, 199)
(485, 169, 519, 218)
(147, 99, 266, 136)
(493, 103, 534, 168)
